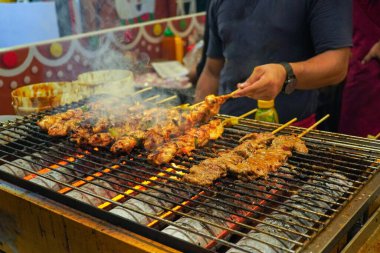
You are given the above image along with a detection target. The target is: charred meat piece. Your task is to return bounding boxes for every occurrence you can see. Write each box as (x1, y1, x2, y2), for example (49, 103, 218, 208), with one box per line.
(184, 158, 229, 186)
(37, 108, 83, 130)
(183, 133, 275, 186)
(110, 135, 138, 153)
(87, 133, 114, 147)
(47, 118, 82, 136)
(148, 119, 224, 165)
(144, 95, 228, 152)
(229, 135, 308, 180)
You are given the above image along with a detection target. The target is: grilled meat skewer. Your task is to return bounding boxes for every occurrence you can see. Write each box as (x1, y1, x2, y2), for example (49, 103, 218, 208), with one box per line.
(143, 94, 228, 151)
(228, 135, 308, 180)
(147, 119, 224, 165)
(37, 108, 83, 131)
(111, 94, 229, 153)
(183, 133, 275, 186)
(183, 134, 308, 186)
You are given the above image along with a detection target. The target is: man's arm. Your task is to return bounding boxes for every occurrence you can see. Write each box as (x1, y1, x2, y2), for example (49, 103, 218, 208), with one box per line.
(234, 48, 351, 100)
(194, 57, 225, 103)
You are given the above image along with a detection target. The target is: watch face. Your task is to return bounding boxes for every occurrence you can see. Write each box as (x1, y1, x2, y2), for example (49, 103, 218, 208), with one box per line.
(284, 78, 296, 94)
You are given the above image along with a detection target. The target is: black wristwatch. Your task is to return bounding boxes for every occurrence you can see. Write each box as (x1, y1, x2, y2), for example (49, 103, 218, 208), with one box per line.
(279, 62, 297, 94)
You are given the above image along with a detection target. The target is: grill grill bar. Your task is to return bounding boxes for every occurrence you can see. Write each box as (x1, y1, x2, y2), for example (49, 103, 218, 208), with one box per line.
(1, 100, 379, 253)
(0, 156, 300, 253)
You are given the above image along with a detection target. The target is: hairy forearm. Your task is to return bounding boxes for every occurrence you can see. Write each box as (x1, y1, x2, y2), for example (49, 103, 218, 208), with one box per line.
(194, 58, 224, 103)
(291, 48, 350, 89)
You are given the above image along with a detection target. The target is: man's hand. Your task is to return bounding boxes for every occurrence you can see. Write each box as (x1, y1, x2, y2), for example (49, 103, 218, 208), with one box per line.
(233, 64, 287, 100)
(362, 40, 380, 64)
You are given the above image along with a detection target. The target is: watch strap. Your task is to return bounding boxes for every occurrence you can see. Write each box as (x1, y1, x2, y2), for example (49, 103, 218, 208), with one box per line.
(279, 62, 296, 94)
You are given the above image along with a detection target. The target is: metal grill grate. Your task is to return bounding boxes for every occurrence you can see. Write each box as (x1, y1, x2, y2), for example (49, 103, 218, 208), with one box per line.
(0, 100, 380, 253)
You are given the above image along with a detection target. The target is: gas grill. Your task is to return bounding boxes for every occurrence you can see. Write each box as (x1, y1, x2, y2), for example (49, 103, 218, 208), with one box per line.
(0, 98, 380, 253)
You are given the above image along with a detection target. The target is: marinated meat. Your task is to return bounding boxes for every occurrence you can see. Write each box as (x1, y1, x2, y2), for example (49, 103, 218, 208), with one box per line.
(229, 135, 308, 180)
(148, 119, 224, 165)
(37, 94, 229, 155)
(183, 133, 275, 186)
(87, 133, 114, 147)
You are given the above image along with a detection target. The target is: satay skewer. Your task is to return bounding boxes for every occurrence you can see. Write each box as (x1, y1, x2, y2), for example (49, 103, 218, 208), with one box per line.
(143, 94, 161, 102)
(189, 89, 240, 109)
(297, 114, 330, 138)
(222, 109, 257, 126)
(133, 87, 153, 95)
(155, 95, 178, 105)
(184, 114, 331, 186)
(239, 117, 297, 143)
(147, 108, 258, 165)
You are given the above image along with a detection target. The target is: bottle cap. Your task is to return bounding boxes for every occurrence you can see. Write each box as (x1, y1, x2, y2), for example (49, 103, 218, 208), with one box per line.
(164, 27, 174, 37)
(257, 100, 275, 109)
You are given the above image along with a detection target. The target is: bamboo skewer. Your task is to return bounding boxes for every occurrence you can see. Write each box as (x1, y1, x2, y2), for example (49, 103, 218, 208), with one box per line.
(173, 103, 190, 109)
(298, 114, 330, 138)
(272, 118, 298, 134)
(143, 94, 161, 102)
(222, 109, 258, 126)
(155, 95, 178, 105)
(189, 89, 240, 109)
(368, 132, 380, 140)
(239, 118, 297, 142)
(132, 87, 153, 95)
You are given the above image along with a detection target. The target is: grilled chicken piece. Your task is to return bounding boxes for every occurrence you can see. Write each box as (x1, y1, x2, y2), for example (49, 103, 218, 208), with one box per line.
(229, 135, 308, 180)
(87, 133, 114, 147)
(47, 118, 82, 136)
(183, 133, 275, 186)
(148, 142, 178, 165)
(110, 136, 138, 153)
(110, 129, 145, 153)
(92, 118, 109, 133)
(204, 94, 230, 118)
(184, 158, 228, 186)
(148, 119, 224, 165)
(37, 108, 83, 130)
(143, 122, 183, 151)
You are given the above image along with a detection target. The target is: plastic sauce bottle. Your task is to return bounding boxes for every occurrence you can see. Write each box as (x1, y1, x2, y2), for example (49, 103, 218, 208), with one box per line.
(255, 100, 279, 123)
(161, 27, 184, 62)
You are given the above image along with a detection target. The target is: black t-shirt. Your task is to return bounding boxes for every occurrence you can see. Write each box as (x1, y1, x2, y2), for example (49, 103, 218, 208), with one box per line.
(207, 0, 352, 123)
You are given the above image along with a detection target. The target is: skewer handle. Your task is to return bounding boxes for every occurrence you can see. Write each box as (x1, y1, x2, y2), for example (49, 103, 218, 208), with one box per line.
(229, 89, 240, 97)
(239, 118, 298, 142)
(173, 103, 190, 109)
(189, 101, 203, 109)
(133, 87, 153, 95)
(155, 95, 178, 105)
(271, 118, 297, 134)
(222, 108, 258, 126)
(144, 94, 161, 102)
(375, 132, 380, 140)
(298, 114, 330, 138)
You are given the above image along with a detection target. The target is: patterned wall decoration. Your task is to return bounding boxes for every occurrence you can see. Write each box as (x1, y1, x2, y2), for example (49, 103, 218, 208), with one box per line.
(0, 13, 205, 115)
